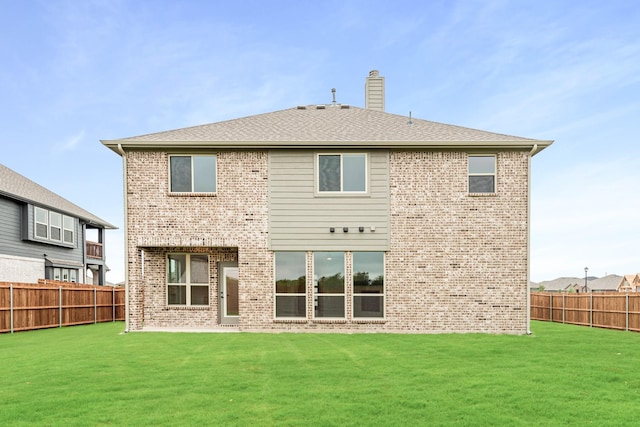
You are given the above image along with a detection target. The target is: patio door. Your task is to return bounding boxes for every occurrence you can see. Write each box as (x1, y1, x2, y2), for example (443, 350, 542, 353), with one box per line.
(219, 262, 239, 325)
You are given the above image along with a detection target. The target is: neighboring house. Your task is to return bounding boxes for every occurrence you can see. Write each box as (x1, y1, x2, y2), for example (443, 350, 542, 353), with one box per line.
(102, 70, 552, 333)
(617, 274, 640, 292)
(589, 274, 622, 292)
(532, 277, 585, 293)
(0, 163, 116, 285)
(564, 283, 584, 293)
(531, 275, 621, 293)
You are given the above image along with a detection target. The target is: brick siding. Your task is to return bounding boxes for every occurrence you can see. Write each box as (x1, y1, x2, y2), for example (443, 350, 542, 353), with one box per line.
(124, 149, 529, 333)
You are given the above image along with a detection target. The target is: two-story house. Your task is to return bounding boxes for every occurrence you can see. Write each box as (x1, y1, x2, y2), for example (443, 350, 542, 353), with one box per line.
(618, 274, 640, 292)
(0, 163, 116, 285)
(103, 71, 552, 333)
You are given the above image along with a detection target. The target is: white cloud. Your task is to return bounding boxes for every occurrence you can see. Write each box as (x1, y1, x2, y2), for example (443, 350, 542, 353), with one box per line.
(56, 129, 85, 151)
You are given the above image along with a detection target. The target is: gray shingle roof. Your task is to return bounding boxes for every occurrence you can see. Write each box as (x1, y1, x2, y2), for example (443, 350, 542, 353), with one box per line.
(0, 163, 116, 229)
(103, 105, 552, 151)
(589, 274, 623, 291)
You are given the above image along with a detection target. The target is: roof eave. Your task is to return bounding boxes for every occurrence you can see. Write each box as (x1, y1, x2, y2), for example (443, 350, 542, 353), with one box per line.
(0, 190, 117, 230)
(102, 139, 553, 153)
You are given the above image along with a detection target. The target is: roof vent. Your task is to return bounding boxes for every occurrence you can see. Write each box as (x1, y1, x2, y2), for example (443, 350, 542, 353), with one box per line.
(316, 105, 326, 110)
(296, 105, 307, 110)
(340, 104, 350, 109)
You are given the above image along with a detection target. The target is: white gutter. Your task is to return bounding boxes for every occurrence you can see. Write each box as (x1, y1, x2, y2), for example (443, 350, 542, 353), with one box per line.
(102, 139, 555, 153)
(526, 143, 538, 335)
(115, 143, 129, 333)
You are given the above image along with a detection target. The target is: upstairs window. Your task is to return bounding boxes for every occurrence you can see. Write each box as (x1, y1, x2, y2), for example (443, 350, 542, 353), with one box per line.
(34, 207, 75, 245)
(63, 216, 75, 244)
(318, 153, 367, 193)
(35, 207, 48, 239)
(170, 155, 217, 193)
(50, 212, 62, 241)
(468, 155, 496, 193)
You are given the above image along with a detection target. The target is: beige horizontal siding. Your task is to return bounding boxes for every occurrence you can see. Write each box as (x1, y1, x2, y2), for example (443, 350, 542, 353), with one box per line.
(269, 150, 389, 251)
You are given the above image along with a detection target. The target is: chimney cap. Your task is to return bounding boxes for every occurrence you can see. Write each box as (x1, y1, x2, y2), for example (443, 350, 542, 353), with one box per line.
(369, 70, 380, 77)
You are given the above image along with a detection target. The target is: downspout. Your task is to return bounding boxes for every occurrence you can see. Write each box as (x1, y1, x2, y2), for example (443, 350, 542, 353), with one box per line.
(115, 143, 130, 333)
(526, 144, 538, 334)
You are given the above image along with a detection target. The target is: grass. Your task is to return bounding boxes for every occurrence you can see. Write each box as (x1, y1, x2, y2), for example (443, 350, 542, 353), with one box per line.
(1, 321, 640, 426)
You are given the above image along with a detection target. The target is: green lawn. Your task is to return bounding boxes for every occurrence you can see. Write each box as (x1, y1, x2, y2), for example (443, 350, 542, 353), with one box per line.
(1, 321, 639, 426)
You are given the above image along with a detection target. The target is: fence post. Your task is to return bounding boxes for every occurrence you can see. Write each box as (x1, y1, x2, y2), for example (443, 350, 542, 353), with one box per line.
(626, 293, 629, 332)
(59, 286, 63, 328)
(549, 293, 553, 322)
(589, 293, 593, 328)
(112, 287, 115, 322)
(562, 293, 565, 324)
(94, 287, 97, 324)
(10, 284, 14, 334)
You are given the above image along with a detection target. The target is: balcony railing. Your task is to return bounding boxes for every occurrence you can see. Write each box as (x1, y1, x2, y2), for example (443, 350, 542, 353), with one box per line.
(86, 241, 103, 259)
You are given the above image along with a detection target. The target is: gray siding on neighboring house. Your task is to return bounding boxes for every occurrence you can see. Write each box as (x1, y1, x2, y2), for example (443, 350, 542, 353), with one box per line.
(269, 149, 389, 251)
(0, 196, 24, 257)
(0, 196, 83, 264)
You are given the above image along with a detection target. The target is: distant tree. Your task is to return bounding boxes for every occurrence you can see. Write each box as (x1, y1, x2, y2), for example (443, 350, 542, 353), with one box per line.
(318, 273, 344, 293)
(537, 285, 545, 292)
(353, 272, 370, 287)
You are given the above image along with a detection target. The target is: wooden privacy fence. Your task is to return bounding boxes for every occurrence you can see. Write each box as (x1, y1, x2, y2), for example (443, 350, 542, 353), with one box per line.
(531, 292, 640, 332)
(0, 281, 125, 334)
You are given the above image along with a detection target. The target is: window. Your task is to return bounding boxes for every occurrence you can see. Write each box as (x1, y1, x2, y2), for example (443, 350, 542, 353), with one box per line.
(34, 207, 75, 245)
(167, 254, 209, 306)
(63, 216, 74, 244)
(275, 252, 306, 318)
(313, 252, 345, 318)
(170, 155, 217, 193)
(35, 207, 48, 239)
(469, 155, 496, 193)
(353, 252, 385, 318)
(53, 268, 77, 282)
(50, 212, 62, 242)
(318, 154, 367, 193)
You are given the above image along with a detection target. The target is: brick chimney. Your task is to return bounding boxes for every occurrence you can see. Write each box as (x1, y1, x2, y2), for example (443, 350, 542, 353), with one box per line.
(365, 70, 385, 112)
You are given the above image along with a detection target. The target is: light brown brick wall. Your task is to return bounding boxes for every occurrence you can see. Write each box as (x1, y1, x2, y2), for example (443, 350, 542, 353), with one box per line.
(124, 150, 270, 330)
(124, 149, 529, 333)
(386, 151, 529, 333)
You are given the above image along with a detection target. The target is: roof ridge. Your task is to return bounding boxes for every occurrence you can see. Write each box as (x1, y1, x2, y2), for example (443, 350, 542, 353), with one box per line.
(105, 105, 550, 146)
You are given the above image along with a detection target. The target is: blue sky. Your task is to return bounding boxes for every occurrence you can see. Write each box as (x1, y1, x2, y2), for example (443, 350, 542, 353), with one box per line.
(1, 0, 638, 283)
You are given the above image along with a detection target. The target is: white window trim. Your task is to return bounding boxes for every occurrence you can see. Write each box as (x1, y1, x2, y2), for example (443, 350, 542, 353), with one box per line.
(312, 252, 346, 320)
(274, 252, 307, 319)
(34, 206, 75, 245)
(53, 267, 78, 282)
(34, 206, 48, 239)
(49, 211, 62, 242)
(166, 253, 210, 306)
(352, 252, 386, 319)
(168, 154, 218, 194)
(316, 153, 369, 194)
(468, 154, 497, 194)
(63, 216, 75, 245)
